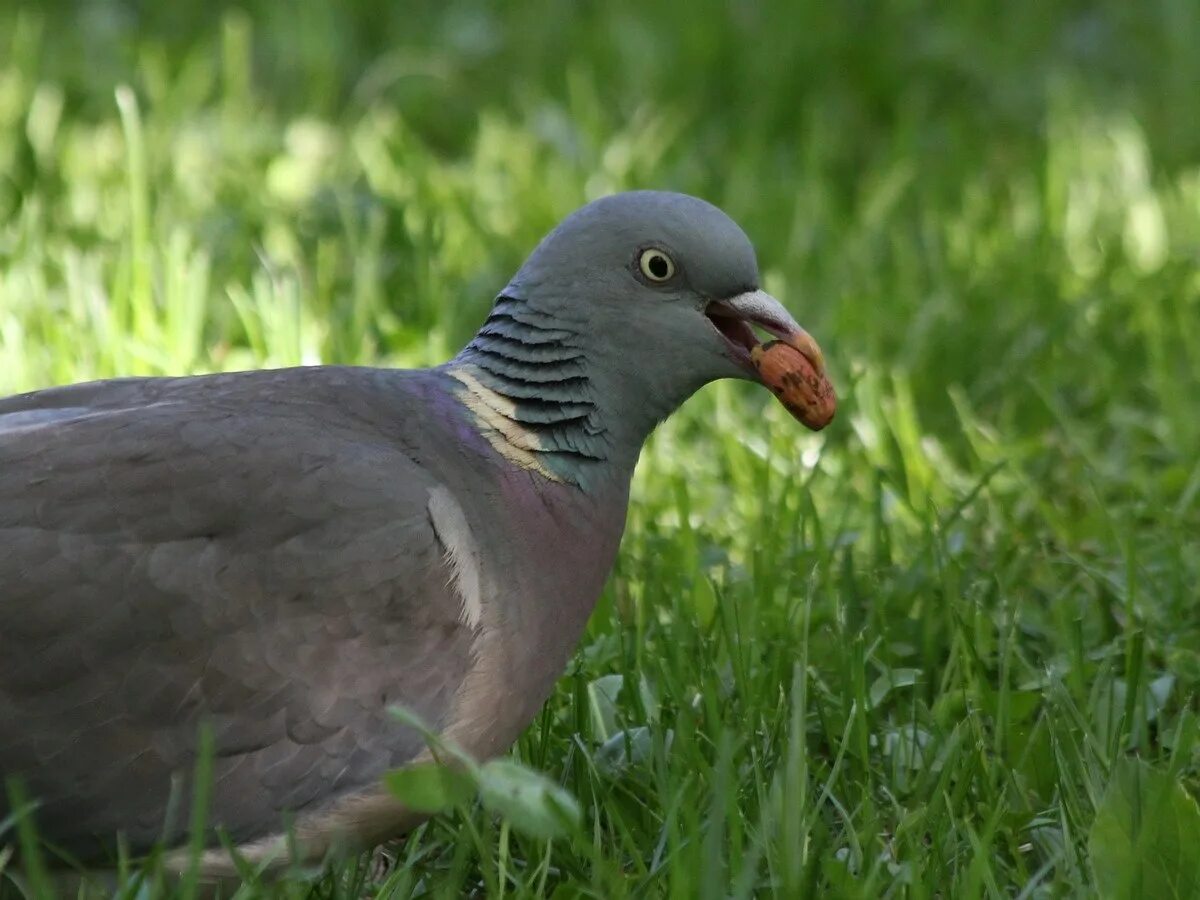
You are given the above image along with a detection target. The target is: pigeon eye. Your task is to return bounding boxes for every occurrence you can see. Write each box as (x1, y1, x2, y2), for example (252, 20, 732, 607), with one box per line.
(638, 248, 676, 282)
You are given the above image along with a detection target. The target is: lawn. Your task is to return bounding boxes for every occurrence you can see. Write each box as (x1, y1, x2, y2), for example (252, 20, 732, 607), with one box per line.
(1, 0, 1199, 896)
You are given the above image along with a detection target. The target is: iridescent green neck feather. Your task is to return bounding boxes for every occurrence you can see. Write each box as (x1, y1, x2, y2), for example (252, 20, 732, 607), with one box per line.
(446, 296, 611, 486)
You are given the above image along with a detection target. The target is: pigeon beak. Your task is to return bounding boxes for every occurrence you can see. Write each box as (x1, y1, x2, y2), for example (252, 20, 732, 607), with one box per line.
(704, 289, 836, 430)
(705, 290, 826, 374)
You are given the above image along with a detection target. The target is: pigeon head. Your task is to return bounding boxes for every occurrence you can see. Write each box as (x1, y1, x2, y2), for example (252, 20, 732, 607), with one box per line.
(450, 191, 835, 484)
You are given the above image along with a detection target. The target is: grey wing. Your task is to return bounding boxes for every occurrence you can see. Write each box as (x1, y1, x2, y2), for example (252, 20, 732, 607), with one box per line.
(0, 380, 474, 860)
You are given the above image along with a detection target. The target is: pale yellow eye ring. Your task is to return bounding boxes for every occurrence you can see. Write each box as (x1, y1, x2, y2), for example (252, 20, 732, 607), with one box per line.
(638, 248, 676, 282)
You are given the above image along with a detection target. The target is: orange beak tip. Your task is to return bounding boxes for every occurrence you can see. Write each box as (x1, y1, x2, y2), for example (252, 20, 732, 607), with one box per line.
(782, 330, 826, 376)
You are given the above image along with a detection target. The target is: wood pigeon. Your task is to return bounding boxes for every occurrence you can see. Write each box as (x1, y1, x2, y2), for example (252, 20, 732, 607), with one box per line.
(0, 191, 834, 874)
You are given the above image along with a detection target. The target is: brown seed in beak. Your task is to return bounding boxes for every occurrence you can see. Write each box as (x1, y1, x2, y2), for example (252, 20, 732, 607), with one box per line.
(751, 340, 836, 430)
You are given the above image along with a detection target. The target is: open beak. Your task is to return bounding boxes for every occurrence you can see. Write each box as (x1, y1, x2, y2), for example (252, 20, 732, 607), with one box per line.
(705, 289, 836, 430)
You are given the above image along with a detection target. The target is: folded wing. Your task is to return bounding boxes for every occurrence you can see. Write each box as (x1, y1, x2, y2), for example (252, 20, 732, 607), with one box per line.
(0, 372, 474, 860)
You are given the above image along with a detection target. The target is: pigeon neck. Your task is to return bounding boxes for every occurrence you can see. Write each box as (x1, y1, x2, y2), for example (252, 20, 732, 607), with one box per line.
(447, 295, 620, 488)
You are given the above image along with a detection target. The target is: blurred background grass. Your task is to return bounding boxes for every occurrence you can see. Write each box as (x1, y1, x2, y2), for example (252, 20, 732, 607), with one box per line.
(1, 1, 1199, 896)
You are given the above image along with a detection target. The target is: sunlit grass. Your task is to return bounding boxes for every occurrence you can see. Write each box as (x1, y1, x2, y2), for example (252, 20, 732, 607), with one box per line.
(1, 1, 1198, 896)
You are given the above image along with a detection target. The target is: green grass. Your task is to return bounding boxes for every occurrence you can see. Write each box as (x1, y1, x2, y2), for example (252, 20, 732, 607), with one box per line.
(2, 0, 1200, 896)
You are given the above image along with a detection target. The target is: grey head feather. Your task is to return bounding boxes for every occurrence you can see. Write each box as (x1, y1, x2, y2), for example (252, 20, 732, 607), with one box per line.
(507, 191, 760, 304)
(452, 191, 771, 483)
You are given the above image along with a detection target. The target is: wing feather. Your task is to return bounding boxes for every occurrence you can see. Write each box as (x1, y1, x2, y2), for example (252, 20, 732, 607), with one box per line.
(0, 371, 475, 858)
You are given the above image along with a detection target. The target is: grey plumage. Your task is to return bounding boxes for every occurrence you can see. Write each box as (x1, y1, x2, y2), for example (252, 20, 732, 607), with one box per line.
(0, 369, 476, 858)
(0, 191, 832, 870)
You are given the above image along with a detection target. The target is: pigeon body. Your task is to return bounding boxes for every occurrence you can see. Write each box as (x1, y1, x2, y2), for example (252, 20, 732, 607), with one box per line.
(0, 192, 833, 871)
(0, 367, 625, 866)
